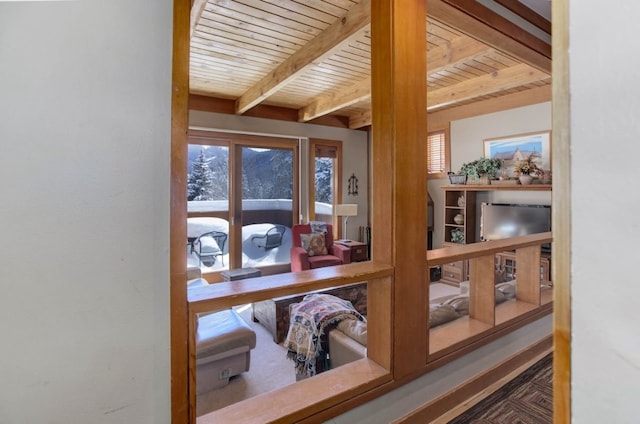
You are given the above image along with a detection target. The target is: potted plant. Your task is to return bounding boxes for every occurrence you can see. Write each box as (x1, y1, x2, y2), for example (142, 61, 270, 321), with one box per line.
(459, 158, 503, 184)
(515, 154, 540, 185)
(450, 228, 465, 244)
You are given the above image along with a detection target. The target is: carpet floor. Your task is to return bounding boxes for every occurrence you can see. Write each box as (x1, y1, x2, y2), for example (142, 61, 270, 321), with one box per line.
(196, 304, 296, 417)
(448, 353, 553, 424)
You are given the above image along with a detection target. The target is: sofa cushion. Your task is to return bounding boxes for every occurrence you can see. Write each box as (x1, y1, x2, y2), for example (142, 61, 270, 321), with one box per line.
(308, 255, 342, 268)
(337, 319, 367, 346)
(496, 280, 517, 299)
(300, 232, 328, 256)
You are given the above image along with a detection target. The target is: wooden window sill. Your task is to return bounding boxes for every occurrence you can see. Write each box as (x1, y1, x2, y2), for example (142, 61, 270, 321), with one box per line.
(196, 359, 391, 424)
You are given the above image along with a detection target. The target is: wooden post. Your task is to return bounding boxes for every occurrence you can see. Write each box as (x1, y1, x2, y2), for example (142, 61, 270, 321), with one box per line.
(516, 245, 541, 305)
(371, 0, 428, 378)
(469, 255, 495, 325)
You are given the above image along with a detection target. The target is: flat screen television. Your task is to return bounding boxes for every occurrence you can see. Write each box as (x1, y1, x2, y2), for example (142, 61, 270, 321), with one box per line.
(480, 203, 551, 252)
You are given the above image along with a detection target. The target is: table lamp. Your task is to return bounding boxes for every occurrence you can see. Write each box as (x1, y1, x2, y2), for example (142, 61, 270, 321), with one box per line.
(335, 203, 358, 242)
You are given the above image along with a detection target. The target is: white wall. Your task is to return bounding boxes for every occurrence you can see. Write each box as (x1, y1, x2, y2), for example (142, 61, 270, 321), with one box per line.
(0, 1, 172, 423)
(570, 1, 640, 422)
(2, 1, 636, 423)
(429, 102, 552, 247)
(189, 111, 369, 242)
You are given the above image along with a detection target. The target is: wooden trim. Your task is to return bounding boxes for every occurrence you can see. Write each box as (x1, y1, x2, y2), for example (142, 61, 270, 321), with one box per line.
(469, 255, 495, 325)
(197, 359, 391, 424)
(170, 0, 190, 422)
(439, 0, 551, 61)
(309, 138, 344, 233)
(439, 184, 552, 191)
(427, 232, 552, 265)
(189, 94, 356, 130)
(494, 0, 551, 35)
(394, 337, 553, 424)
(552, 0, 571, 422)
(427, 0, 550, 73)
(188, 261, 392, 313)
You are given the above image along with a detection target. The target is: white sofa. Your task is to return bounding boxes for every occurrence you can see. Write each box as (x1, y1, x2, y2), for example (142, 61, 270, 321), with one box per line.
(326, 280, 522, 368)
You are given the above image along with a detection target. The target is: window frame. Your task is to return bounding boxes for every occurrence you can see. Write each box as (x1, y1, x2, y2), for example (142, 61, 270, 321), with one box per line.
(427, 126, 451, 179)
(308, 138, 343, 234)
(187, 129, 300, 277)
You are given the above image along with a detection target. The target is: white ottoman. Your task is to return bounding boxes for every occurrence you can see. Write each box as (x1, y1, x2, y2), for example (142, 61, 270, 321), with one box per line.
(196, 308, 257, 394)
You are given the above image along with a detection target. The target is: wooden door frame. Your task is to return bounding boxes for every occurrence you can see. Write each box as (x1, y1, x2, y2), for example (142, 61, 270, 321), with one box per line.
(170, 0, 190, 421)
(169, 0, 572, 422)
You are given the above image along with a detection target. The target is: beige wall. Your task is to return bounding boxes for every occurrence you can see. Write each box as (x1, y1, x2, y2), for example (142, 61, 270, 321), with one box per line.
(429, 102, 552, 248)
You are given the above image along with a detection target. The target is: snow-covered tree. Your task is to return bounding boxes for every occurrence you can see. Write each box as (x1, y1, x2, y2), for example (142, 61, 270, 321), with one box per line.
(315, 157, 333, 203)
(187, 148, 214, 201)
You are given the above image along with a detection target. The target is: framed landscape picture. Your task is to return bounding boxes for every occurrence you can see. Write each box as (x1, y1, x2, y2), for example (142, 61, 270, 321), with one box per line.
(483, 131, 551, 178)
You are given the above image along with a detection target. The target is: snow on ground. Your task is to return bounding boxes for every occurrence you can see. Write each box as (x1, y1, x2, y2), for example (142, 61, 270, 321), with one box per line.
(187, 223, 292, 272)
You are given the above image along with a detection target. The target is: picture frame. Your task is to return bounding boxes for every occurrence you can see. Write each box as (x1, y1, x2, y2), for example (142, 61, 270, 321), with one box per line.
(483, 131, 551, 178)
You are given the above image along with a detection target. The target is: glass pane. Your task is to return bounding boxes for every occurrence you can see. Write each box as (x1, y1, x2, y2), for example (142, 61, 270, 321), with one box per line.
(314, 157, 334, 221)
(187, 144, 230, 273)
(241, 147, 293, 268)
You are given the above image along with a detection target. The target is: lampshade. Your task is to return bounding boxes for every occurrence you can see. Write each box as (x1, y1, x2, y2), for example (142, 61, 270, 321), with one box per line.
(335, 203, 358, 217)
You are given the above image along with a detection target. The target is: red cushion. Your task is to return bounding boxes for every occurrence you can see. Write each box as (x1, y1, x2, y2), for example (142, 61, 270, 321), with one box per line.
(308, 255, 342, 268)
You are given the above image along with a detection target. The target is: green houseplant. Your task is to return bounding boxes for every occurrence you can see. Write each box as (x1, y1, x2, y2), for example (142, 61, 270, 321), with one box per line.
(450, 228, 465, 244)
(459, 158, 503, 181)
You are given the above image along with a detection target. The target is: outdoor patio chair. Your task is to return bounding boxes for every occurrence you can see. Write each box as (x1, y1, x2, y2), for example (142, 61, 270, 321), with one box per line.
(251, 225, 286, 250)
(193, 230, 227, 267)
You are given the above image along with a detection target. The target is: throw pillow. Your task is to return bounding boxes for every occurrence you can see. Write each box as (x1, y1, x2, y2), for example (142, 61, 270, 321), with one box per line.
(443, 295, 470, 315)
(429, 304, 461, 328)
(496, 281, 517, 300)
(300, 232, 328, 256)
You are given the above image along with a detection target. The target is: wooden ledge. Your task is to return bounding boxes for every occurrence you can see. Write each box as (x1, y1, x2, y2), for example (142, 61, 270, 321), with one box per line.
(426, 233, 552, 265)
(440, 184, 552, 191)
(188, 261, 393, 314)
(196, 359, 391, 424)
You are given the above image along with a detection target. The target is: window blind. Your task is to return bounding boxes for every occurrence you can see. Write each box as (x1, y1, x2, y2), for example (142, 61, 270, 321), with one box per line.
(428, 130, 446, 174)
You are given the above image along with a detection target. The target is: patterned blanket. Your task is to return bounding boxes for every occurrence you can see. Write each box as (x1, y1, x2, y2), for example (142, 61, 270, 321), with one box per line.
(284, 293, 365, 377)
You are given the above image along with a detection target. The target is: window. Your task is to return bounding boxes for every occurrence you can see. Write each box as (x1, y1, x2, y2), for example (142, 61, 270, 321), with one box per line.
(427, 128, 450, 178)
(309, 139, 342, 234)
(187, 130, 299, 276)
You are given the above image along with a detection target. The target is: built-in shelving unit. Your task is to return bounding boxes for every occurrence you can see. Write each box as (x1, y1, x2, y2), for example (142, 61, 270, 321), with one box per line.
(441, 188, 476, 286)
(439, 184, 552, 287)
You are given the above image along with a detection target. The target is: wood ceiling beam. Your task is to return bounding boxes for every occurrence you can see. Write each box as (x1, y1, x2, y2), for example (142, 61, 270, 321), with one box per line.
(348, 110, 372, 130)
(190, 0, 207, 38)
(428, 36, 493, 74)
(301, 37, 490, 122)
(427, 0, 551, 73)
(349, 83, 551, 130)
(427, 63, 549, 110)
(299, 77, 371, 122)
(427, 84, 551, 130)
(235, 0, 371, 115)
(494, 0, 551, 35)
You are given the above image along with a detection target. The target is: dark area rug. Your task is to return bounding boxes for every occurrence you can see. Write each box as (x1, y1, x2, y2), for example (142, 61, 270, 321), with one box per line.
(448, 353, 553, 424)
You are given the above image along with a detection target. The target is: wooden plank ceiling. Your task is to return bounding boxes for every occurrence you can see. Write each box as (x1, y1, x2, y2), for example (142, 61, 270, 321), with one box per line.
(189, 0, 551, 129)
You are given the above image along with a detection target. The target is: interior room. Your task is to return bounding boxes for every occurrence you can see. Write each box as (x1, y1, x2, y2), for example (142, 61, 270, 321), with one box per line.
(4, 0, 640, 423)
(183, 0, 555, 421)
